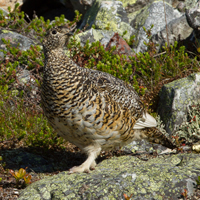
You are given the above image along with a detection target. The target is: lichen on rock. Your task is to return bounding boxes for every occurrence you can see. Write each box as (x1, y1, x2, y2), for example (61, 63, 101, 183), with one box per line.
(18, 154, 200, 200)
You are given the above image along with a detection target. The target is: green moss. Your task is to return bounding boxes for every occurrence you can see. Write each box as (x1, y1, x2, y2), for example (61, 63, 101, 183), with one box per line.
(95, 6, 119, 31)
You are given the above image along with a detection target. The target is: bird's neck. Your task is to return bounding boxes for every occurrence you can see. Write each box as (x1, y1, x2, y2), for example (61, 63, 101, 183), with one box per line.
(43, 48, 82, 77)
(44, 48, 66, 61)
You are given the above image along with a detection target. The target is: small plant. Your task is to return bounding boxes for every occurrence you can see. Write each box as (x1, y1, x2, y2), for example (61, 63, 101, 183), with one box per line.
(10, 167, 32, 187)
(181, 188, 188, 200)
(0, 85, 65, 149)
(123, 193, 133, 200)
(23, 173, 32, 185)
(176, 104, 200, 145)
(0, 156, 3, 182)
(126, 34, 135, 46)
(0, 39, 43, 86)
(171, 135, 183, 149)
(196, 176, 200, 185)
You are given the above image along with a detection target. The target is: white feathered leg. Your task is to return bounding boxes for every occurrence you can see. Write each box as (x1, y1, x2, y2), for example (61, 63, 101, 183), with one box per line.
(69, 145, 101, 173)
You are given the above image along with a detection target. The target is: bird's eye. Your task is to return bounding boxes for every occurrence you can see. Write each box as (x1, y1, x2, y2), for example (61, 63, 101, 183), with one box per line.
(52, 30, 57, 35)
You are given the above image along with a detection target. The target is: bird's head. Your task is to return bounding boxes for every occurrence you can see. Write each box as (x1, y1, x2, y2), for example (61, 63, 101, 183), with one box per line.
(42, 25, 75, 52)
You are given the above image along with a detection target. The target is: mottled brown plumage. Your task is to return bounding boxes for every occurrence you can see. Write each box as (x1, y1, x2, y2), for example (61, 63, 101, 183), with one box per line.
(41, 25, 176, 173)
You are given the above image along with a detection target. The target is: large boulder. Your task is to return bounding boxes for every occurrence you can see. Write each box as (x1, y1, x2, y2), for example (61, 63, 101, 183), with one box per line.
(151, 14, 192, 52)
(152, 4, 200, 53)
(158, 73, 200, 134)
(18, 153, 200, 200)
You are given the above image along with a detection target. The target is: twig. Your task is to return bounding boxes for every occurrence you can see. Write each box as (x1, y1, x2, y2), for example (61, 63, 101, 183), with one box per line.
(153, 51, 166, 58)
(163, 0, 169, 47)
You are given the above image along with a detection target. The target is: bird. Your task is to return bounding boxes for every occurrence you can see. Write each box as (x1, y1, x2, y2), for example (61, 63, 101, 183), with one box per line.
(41, 25, 176, 173)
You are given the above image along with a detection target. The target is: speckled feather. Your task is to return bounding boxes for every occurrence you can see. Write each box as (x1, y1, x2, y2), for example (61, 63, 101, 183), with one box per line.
(41, 26, 176, 173)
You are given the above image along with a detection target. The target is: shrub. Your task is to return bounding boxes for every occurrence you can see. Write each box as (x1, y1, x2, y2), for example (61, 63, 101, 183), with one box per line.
(0, 85, 64, 149)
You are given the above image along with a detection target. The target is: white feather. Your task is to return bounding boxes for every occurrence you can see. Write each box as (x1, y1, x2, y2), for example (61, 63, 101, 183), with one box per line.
(133, 113, 157, 129)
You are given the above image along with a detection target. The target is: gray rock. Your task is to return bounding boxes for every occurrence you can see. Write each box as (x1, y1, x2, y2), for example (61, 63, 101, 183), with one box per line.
(76, 0, 199, 53)
(158, 73, 200, 134)
(15, 68, 37, 93)
(13, 67, 41, 107)
(18, 153, 200, 199)
(80, 0, 134, 40)
(152, 2, 200, 53)
(75, 28, 115, 46)
(0, 28, 35, 58)
(151, 14, 192, 52)
(125, 0, 177, 19)
(123, 139, 169, 154)
(16, 69, 34, 85)
(186, 178, 197, 196)
(185, 4, 200, 53)
(131, 1, 182, 53)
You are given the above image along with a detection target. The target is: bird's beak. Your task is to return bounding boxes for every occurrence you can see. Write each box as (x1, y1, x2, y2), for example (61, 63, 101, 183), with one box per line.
(58, 25, 74, 36)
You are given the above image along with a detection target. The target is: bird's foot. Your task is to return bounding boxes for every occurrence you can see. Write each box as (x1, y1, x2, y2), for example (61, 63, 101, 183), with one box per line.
(68, 145, 101, 174)
(68, 161, 97, 174)
(69, 165, 90, 174)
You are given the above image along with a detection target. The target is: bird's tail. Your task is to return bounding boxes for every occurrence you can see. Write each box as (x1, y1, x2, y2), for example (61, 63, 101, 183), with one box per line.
(142, 127, 177, 149)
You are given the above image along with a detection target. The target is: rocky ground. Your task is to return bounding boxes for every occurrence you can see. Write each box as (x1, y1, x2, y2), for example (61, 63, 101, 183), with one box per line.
(1, 144, 200, 199)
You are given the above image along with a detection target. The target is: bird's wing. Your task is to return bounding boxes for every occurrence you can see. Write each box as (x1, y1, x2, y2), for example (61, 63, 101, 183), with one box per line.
(85, 68, 144, 117)
(83, 67, 157, 129)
